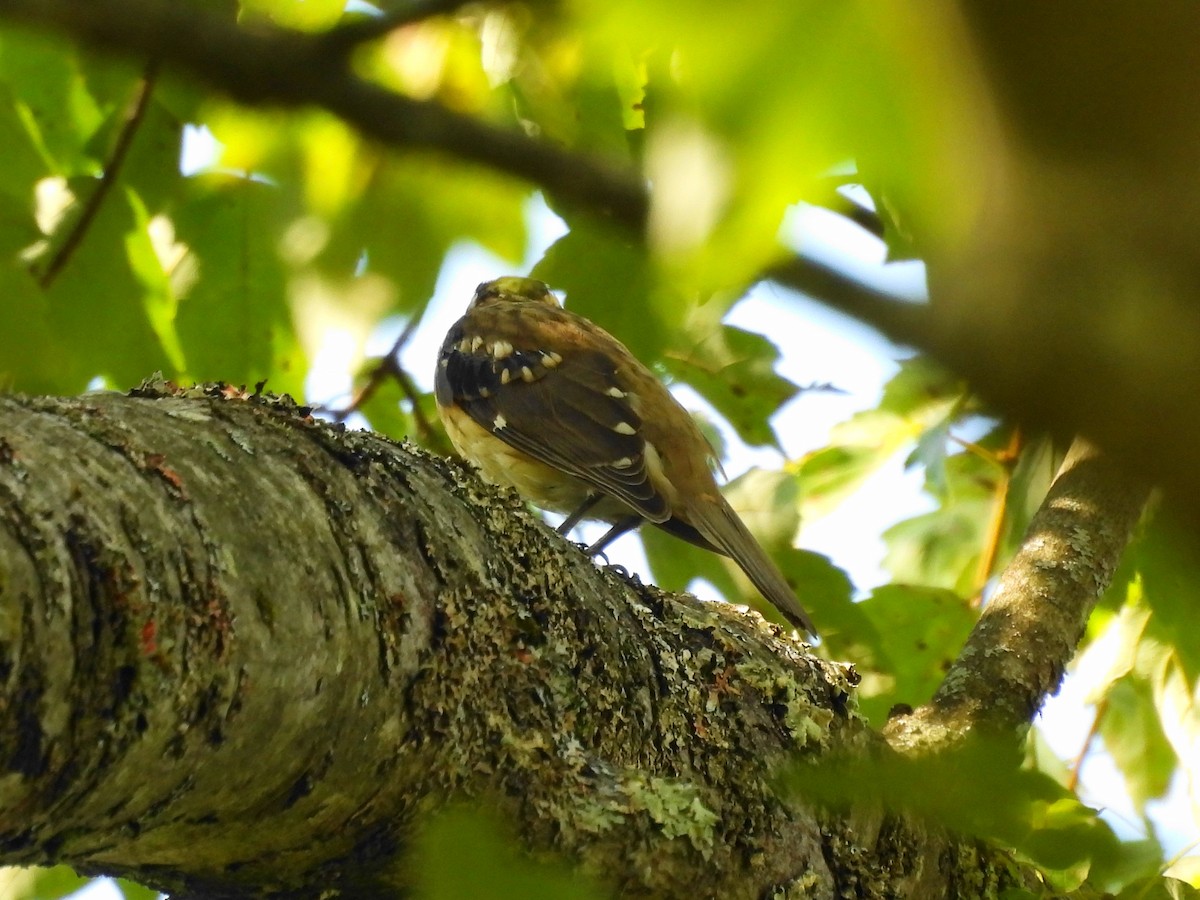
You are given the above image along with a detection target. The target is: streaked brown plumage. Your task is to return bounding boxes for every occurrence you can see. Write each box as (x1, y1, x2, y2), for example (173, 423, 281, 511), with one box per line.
(434, 276, 817, 638)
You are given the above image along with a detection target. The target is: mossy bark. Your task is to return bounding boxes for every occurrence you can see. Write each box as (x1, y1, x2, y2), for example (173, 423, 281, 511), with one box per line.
(0, 384, 1043, 898)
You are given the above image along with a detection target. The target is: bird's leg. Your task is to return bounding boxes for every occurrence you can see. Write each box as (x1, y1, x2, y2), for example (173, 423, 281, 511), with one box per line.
(585, 515, 643, 556)
(557, 493, 604, 536)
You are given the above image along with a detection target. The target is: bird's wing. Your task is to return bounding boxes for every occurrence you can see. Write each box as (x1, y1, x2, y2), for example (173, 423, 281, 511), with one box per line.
(436, 325, 670, 523)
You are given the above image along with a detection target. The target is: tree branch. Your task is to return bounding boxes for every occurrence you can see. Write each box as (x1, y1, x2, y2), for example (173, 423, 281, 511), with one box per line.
(0, 385, 1037, 898)
(0, 0, 648, 229)
(884, 439, 1150, 752)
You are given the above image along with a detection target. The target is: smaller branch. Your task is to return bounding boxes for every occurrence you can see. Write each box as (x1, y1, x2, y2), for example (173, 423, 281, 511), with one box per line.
(36, 62, 159, 288)
(763, 255, 932, 350)
(331, 316, 420, 422)
(884, 439, 1150, 752)
(392, 365, 441, 447)
(329, 316, 446, 450)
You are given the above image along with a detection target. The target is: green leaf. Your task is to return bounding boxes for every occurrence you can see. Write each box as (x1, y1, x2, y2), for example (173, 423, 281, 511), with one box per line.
(533, 219, 668, 365)
(115, 877, 162, 900)
(0, 262, 86, 392)
(881, 498, 990, 594)
(413, 804, 607, 900)
(0, 81, 53, 197)
(0, 865, 91, 900)
(824, 584, 976, 725)
(721, 467, 799, 548)
(877, 355, 965, 418)
(0, 28, 122, 176)
(173, 175, 305, 394)
(641, 516, 741, 601)
(799, 359, 968, 517)
(1114, 876, 1200, 900)
(642, 467, 853, 628)
(1133, 512, 1200, 683)
(664, 306, 797, 448)
(239, 0, 346, 29)
(39, 182, 175, 387)
(999, 435, 1061, 565)
(1099, 675, 1176, 811)
(797, 439, 890, 517)
(370, 165, 528, 310)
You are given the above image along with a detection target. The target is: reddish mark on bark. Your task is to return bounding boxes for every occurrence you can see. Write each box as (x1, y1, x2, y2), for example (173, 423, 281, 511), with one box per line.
(144, 452, 188, 498)
(140, 619, 158, 656)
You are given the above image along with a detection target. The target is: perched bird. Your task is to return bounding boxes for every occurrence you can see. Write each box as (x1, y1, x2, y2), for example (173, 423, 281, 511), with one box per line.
(434, 276, 817, 638)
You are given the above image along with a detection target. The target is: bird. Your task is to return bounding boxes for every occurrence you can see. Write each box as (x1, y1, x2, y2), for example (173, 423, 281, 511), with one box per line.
(434, 276, 817, 638)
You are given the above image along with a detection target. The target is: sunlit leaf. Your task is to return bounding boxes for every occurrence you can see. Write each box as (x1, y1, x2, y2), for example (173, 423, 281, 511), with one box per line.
(1099, 675, 1175, 811)
(239, 0, 345, 30)
(173, 175, 304, 393)
(824, 584, 975, 725)
(664, 305, 797, 448)
(534, 218, 666, 364)
(40, 183, 175, 387)
(413, 804, 607, 900)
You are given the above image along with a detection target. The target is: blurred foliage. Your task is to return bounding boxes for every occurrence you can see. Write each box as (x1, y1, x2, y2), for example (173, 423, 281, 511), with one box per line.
(413, 805, 608, 900)
(0, 0, 1196, 895)
(0, 866, 159, 900)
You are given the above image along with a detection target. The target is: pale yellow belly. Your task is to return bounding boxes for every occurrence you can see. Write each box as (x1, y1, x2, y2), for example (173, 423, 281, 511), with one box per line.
(441, 405, 631, 521)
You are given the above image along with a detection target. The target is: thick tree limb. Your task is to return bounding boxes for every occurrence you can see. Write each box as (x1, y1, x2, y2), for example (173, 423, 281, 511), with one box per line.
(0, 385, 1031, 898)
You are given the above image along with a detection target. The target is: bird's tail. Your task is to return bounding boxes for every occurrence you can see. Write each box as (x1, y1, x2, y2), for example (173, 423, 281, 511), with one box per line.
(687, 494, 818, 638)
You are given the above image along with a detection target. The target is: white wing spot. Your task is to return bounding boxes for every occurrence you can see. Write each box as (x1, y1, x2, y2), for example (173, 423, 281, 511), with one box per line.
(470, 335, 485, 352)
(491, 340, 513, 359)
(521, 366, 535, 382)
(613, 421, 637, 435)
(500, 369, 512, 384)
(607, 386, 626, 399)
(493, 413, 507, 430)
(612, 456, 634, 468)
(543, 351, 563, 368)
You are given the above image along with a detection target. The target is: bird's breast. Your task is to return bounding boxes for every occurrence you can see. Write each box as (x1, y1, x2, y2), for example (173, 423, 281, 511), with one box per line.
(441, 403, 631, 519)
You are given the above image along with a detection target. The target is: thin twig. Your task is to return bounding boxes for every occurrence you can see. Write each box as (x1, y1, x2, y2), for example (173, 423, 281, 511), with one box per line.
(393, 364, 440, 447)
(970, 427, 1023, 596)
(1065, 697, 1106, 793)
(331, 315, 445, 450)
(332, 315, 422, 422)
(37, 61, 160, 288)
(825, 189, 885, 240)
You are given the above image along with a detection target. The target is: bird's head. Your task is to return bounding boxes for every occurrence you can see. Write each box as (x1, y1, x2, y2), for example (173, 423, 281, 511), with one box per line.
(468, 277, 561, 310)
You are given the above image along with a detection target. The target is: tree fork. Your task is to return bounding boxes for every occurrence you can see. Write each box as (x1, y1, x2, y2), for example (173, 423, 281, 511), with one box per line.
(0, 383, 1124, 897)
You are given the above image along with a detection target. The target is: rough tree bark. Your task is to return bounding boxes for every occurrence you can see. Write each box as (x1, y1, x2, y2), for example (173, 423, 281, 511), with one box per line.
(0, 383, 1145, 898)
